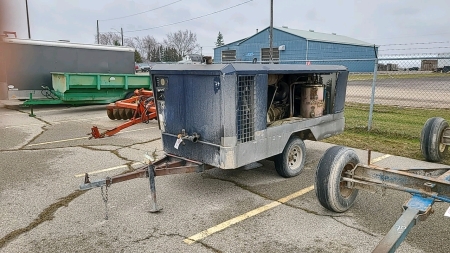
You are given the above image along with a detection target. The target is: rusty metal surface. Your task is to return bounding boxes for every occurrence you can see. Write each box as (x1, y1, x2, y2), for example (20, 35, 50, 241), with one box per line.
(443, 128, 450, 145)
(346, 164, 450, 202)
(91, 89, 156, 138)
(148, 165, 161, 212)
(79, 154, 208, 190)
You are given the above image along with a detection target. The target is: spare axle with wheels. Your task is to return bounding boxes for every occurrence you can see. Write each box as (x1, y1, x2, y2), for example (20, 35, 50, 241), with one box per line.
(316, 146, 450, 253)
(421, 117, 450, 163)
(80, 63, 350, 214)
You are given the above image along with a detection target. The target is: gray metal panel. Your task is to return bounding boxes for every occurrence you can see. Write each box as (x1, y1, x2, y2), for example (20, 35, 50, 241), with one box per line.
(184, 74, 222, 145)
(157, 75, 186, 135)
(221, 73, 237, 145)
(2, 42, 134, 91)
(151, 63, 236, 76)
(232, 63, 347, 73)
(334, 71, 349, 113)
(226, 113, 345, 169)
(162, 135, 220, 166)
(150, 63, 347, 75)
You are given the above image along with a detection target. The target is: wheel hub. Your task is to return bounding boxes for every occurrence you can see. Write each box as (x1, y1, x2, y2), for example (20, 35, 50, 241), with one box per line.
(288, 145, 302, 170)
(340, 164, 354, 198)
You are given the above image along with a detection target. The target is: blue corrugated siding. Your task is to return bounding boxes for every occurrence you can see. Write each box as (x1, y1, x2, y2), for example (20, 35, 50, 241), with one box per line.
(214, 28, 377, 72)
(307, 41, 376, 72)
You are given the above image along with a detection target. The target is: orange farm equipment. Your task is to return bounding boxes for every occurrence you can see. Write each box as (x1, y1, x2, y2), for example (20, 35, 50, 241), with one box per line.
(90, 89, 156, 138)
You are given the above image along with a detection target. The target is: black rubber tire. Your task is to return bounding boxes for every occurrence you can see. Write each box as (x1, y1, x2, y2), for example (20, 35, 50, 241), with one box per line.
(106, 109, 115, 120)
(274, 136, 306, 178)
(124, 91, 135, 99)
(420, 117, 449, 163)
(315, 146, 360, 213)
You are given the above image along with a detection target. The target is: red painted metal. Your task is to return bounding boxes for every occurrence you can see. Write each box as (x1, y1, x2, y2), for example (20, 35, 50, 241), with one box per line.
(90, 89, 157, 138)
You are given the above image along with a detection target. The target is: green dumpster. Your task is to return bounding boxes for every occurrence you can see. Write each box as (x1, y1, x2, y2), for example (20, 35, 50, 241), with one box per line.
(23, 72, 152, 105)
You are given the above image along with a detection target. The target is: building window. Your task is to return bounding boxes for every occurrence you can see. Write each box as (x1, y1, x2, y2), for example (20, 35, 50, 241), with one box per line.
(261, 48, 279, 63)
(222, 50, 236, 62)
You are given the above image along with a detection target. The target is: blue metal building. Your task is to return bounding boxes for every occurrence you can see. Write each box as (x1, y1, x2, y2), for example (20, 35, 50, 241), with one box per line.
(214, 26, 377, 72)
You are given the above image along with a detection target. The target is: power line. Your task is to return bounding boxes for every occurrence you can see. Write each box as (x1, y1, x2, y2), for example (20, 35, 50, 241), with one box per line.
(99, 0, 183, 21)
(363, 32, 450, 41)
(99, 31, 132, 38)
(125, 0, 253, 33)
(379, 46, 450, 51)
(380, 41, 450, 47)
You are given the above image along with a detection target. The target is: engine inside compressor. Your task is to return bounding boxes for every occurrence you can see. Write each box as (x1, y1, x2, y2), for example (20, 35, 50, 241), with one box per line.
(266, 73, 330, 124)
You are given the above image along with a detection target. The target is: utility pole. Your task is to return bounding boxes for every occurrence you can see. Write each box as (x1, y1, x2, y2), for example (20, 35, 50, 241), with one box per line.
(97, 20, 100, 44)
(121, 27, 124, 46)
(269, 0, 273, 63)
(25, 0, 31, 39)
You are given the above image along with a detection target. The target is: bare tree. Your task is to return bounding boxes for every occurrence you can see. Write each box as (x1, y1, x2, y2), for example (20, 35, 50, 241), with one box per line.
(123, 37, 137, 48)
(94, 33, 159, 62)
(141, 35, 159, 61)
(122, 35, 159, 62)
(163, 30, 200, 58)
(94, 32, 122, 45)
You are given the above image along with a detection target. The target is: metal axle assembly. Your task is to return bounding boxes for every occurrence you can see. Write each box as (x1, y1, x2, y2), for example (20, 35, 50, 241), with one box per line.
(80, 154, 211, 214)
(315, 146, 450, 253)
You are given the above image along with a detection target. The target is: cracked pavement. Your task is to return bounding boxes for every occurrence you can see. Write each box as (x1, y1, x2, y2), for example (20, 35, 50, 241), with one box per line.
(0, 102, 449, 252)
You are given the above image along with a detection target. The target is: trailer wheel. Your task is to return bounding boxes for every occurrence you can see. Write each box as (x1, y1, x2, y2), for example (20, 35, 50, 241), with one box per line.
(315, 146, 360, 213)
(274, 136, 306, 178)
(107, 109, 115, 120)
(421, 117, 449, 162)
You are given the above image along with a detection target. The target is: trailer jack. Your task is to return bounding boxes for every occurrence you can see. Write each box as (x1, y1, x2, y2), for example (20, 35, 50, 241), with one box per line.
(80, 154, 211, 217)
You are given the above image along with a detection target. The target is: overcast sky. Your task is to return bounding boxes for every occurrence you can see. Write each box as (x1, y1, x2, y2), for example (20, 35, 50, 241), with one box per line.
(2, 0, 450, 56)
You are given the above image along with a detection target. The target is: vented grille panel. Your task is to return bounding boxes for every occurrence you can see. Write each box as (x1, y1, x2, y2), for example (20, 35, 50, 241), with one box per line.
(261, 48, 279, 63)
(222, 50, 236, 62)
(237, 75, 255, 143)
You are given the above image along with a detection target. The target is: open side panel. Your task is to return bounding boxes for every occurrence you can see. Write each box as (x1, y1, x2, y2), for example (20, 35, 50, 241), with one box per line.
(265, 72, 341, 127)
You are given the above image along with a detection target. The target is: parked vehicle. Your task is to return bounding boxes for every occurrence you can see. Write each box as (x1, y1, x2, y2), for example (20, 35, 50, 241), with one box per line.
(138, 63, 151, 72)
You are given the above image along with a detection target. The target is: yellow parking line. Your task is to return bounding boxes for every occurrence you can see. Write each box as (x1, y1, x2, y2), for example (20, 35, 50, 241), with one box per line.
(53, 116, 105, 124)
(27, 127, 154, 147)
(27, 136, 89, 146)
(74, 162, 142, 177)
(2, 116, 106, 129)
(370, 154, 391, 164)
(183, 152, 393, 245)
(4, 123, 46, 129)
(183, 185, 315, 245)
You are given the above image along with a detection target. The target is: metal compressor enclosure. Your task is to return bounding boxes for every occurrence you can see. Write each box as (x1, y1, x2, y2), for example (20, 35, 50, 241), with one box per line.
(151, 63, 349, 170)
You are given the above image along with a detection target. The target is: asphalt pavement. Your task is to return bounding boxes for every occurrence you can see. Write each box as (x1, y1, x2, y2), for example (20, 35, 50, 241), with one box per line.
(0, 100, 449, 253)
